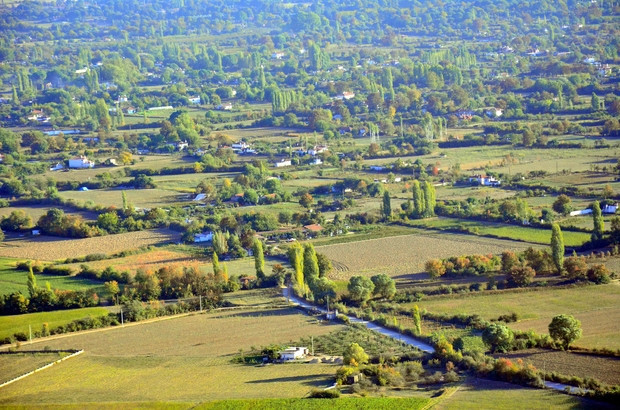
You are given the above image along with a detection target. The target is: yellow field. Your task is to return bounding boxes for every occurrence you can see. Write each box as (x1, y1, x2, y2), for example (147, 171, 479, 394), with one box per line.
(0, 308, 344, 405)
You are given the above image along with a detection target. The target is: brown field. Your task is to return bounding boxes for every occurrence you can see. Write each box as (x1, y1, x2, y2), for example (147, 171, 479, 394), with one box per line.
(0, 308, 344, 405)
(0, 229, 179, 261)
(497, 349, 620, 386)
(318, 232, 537, 280)
(64, 249, 199, 273)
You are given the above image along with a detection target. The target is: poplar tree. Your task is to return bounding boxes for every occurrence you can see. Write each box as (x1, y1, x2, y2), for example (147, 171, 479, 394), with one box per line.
(212, 251, 220, 275)
(303, 243, 320, 285)
(382, 190, 392, 221)
(252, 239, 265, 281)
(412, 180, 425, 218)
(412, 305, 422, 335)
(423, 181, 436, 217)
(27, 264, 37, 298)
(591, 201, 604, 242)
(551, 223, 565, 274)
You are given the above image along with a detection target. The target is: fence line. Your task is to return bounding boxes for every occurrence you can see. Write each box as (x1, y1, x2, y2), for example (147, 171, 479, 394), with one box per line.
(0, 350, 84, 389)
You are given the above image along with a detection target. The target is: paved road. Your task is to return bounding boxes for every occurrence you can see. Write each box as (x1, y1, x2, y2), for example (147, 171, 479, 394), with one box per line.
(283, 287, 435, 354)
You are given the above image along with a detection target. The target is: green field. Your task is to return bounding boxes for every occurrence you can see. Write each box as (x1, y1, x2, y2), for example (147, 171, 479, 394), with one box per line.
(413, 284, 620, 350)
(407, 217, 591, 247)
(0, 351, 71, 384)
(0, 258, 104, 296)
(198, 397, 430, 409)
(0, 308, 346, 405)
(0, 307, 111, 340)
(437, 377, 611, 409)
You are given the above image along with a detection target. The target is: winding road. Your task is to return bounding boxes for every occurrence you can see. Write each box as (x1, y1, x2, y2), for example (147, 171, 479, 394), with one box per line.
(282, 287, 435, 354)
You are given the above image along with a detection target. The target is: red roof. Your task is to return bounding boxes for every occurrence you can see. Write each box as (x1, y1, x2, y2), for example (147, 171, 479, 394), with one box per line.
(303, 224, 323, 232)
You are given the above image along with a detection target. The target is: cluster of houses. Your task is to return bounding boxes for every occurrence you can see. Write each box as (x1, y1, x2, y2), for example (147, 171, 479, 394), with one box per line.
(468, 174, 501, 187)
(49, 155, 122, 171)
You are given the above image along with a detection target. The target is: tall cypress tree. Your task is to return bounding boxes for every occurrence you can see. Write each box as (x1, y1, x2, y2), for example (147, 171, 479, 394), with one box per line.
(591, 201, 604, 242)
(212, 251, 220, 276)
(252, 239, 265, 281)
(382, 190, 392, 221)
(423, 181, 436, 217)
(303, 243, 320, 286)
(551, 223, 565, 274)
(412, 180, 425, 218)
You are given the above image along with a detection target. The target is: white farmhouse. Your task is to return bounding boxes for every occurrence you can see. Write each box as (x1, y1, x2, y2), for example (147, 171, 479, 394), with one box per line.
(68, 156, 95, 169)
(274, 159, 292, 168)
(279, 347, 308, 361)
(194, 231, 213, 243)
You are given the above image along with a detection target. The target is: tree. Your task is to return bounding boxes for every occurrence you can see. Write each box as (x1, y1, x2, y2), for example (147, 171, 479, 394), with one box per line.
(591, 201, 604, 242)
(252, 239, 265, 281)
(552, 195, 572, 216)
(97, 212, 119, 233)
(104, 280, 120, 303)
(27, 265, 37, 298)
(347, 275, 374, 304)
(411, 180, 425, 218)
(587, 264, 610, 284)
(563, 255, 588, 280)
(425, 259, 446, 277)
(288, 242, 305, 295)
(212, 251, 220, 275)
(299, 192, 314, 208)
(507, 265, 536, 287)
(1, 210, 34, 231)
(303, 243, 320, 285)
(501, 251, 520, 273)
(119, 151, 133, 165)
(381, 191, 392, 221)
(482, 323, 514, 353)
(591, 93, 600, 111)
(316, 253, 332, 277)
(212, 231, 228, 255)
(343, 342, 368, 367)
(550, 223, 564, 274)
(412, 305, 422, 335)
(370, 273, 396, 299)
(422, 182, 436, 217)
(311, 277, 336, 304)
(549, 314, 582, 349)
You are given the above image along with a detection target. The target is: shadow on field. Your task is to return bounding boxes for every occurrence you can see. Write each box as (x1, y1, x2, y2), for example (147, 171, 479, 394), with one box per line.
(246, 374, 330, 387)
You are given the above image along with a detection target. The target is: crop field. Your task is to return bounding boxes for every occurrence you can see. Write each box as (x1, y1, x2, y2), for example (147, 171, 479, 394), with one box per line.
(406, 217, 591, 247)
(412, 284, 620, 350)
(200, 397, 430, 409)
(0, 307, 110, 340)
(437, 377, 608, 409)
(497, 349, 620, 386)
(0, 229, 179, 261)
(63, 249, 198, 274)
(0, 351, 72, 384)
(0, 205, 98, 222)
(59, 188, 183, 209)
(0, 258, 103, 296)
(0, 308, 345, 405)
(318, 232, 537, 280)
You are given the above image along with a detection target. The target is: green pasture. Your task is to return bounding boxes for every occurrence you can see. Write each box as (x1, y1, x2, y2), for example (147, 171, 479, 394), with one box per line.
(0, 258, 104, 296)
(412, 283, 620, 350)
(407, 217, 591, 247)
(199, 397, 430, 409)
(0, 307, 111, 340)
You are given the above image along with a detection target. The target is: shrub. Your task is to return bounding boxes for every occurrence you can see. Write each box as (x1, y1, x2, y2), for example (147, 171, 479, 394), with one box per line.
(587, 264, 610, 284)
(42, 265, 74, 276)
(308, 389, 340, 398)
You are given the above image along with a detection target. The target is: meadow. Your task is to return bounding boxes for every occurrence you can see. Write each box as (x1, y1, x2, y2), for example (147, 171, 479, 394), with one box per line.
(0, 351, 72, 385)
(0, 307, 111, 340)
(437, 377, 611, 410)
(0, 308, 346, 405)
(412, 284, 620, 350)
(406, 217, 592, 247)
(0, 258, 103, 296)
(317, 232, 538, 280)
(0, 229, 179, 261)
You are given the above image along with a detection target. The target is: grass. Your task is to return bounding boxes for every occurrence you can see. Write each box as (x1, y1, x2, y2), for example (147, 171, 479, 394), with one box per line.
(0, 307, 111, 340)
(0, 351, 72, 384)
(437, 377, 609, 409)
(0, 258, 104, 296)
(198, 397, 430, 409)
(413, 283, 620, 350)
(0, 308, 345, 405)
(406, 217, 591, 247)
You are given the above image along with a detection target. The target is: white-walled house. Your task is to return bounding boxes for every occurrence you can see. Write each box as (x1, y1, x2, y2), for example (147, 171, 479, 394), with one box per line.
(279, 347, 308, 361)
(274, 159, 292, 168)
(68, 156, 95, 169)
(194, 231, 213, 243)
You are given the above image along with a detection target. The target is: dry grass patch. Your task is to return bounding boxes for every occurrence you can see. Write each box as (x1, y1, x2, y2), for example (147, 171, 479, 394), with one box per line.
(0, 229, 178, 261)
(318, 232, 536, 280)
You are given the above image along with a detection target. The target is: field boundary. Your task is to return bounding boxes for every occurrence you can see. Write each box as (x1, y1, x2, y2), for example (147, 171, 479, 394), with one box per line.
(0, 349, 84, 389)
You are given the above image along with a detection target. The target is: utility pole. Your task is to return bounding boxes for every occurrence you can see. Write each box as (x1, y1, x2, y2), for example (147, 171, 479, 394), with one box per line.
(120, 308, 124, 326)
(200, 295, 203, 312)
(29, 325, 32, 342)
(311, 336, 314, 356)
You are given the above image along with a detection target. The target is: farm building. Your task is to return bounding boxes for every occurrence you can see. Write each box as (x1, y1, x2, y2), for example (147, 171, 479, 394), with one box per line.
(69, 156, 95, 169)
(468, 175, 501, 187)
(308, 145, 328, 156)
(50, 162, 64, 171)
(279, 347, 308, 361)
(304, 224, 323, 234)
(570, 209, 593, 217)
(194, 232, 213, 243)
(603, 204, 618, 214)
(274, 159, 292, 168)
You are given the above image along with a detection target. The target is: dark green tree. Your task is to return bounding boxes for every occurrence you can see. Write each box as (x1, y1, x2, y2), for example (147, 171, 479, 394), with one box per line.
(591, 201, 604, 242)
(549, 314, 582, 349)
(370, 273, 396, 299)
(381, 190, 392, 221)
(550, 223, 564, 274)
(252, 239, 265, 281)
(482, 323, 514, 353)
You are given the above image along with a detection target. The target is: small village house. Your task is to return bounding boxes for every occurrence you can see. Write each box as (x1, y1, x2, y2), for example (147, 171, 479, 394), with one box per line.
(279, 347, 308, 361)
(68, 156, 95, 169)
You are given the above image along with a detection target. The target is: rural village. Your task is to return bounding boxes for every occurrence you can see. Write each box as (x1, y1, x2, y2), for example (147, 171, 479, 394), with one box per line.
(0, 0, 619, 409)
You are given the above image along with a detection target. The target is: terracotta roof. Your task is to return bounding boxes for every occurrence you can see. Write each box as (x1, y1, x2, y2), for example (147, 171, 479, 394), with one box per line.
(303, 224, 323, 232)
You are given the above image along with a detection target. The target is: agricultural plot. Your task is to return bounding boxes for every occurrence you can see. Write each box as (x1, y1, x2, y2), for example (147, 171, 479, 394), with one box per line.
(497, 349, 620, 386)
(0, 205, 98, 222)
(407, 217, 591, 247)
(0, 229, 179, 261)
(0, 351, 72, 385)
(62, 248, 198, 274)
(318, 232, 537, 280)
(0, 308, 345, 405)
(413, 284, 620, 350)
(437, 377, 608, 410)
(59, 188, 183, 209)
(0, 258, 103, 296)
(0, 307, 110, 340)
